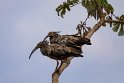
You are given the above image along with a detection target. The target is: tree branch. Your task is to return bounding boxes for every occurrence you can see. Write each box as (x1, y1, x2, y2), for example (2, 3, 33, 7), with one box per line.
(85, 13, 106, 38)
(52, 13, 106, 83)
(52, 57, 73, 83)
(105, 19, 124, 24)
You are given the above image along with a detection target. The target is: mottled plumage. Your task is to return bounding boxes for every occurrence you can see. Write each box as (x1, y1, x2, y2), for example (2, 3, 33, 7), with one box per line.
(29, 41, 83, 60)
(43, 32, 91, 46)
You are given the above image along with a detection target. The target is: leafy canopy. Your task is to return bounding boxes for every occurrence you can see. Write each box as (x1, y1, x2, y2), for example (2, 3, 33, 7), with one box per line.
(56, 0, 124, 36)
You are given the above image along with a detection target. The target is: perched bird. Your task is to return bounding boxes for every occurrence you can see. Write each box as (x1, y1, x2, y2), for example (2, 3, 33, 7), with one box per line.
(29, 40, 83, 72)
(43, 31, 91, 47)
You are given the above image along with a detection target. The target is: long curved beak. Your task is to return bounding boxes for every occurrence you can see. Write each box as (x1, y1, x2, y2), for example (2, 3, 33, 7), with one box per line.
(29, 46, 39, 59)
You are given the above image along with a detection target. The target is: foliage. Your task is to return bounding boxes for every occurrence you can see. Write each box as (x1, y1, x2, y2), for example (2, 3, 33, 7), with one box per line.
(56, 0, 124, 36)
(56, 0, 80, 18)
(56, 0, 114, 19)
(112, 15, 124, 36)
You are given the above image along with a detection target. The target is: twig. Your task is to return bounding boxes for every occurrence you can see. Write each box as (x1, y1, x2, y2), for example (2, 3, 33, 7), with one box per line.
(105, 20, 124, 24)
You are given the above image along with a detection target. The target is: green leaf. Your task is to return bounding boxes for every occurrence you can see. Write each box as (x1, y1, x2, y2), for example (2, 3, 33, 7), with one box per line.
(112, 24, 120, 32)
(66, 5, 71, 11)
(97, 0, 107, 7)
(118, 24, 124, 36)
(97, 0, 102, 6)
(73, 0, 79, 3)
(102, 0, 108, 4)
(81, 0, 86, 7)
(56, 5, 63, 16)
(104, 4, 114, 15)
(108, 4, 114, 13)
(56, 0, 81, 18)
(67, 0, 71, 3)
(60, 9, 66, 18)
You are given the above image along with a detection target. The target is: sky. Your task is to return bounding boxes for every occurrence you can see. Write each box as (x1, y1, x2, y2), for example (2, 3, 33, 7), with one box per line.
(0, 0, 124, 83)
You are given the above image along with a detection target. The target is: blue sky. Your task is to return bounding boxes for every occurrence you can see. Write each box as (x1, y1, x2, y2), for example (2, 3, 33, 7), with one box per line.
(0, 0, 124, 83)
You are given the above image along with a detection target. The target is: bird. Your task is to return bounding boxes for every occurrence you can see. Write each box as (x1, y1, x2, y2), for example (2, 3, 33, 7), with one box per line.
(43, 31, 91, 47)
(29, 40, 83, 72)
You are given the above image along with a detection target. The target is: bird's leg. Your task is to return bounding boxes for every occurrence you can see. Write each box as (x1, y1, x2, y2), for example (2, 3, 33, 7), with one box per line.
(54, 60, 63, 74)
(54, 60, 59, 73)
(56, 60, 63, 71)
(59, 60, 63, 68)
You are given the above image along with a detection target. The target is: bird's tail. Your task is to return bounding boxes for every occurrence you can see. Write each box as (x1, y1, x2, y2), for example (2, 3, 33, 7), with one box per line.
(75, 54, 83, 57)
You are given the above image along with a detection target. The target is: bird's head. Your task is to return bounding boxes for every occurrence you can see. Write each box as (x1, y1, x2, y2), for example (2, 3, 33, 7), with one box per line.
(36, 40, 49, 48)
(43, 31, 60, 41)
(48, 31, 60, 37)
(29, 40, 49, 59)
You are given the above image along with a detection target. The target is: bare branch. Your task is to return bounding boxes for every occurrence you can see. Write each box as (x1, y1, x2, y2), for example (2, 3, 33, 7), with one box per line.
(105, 20, 124, 24)
(85, 13, 106, 38)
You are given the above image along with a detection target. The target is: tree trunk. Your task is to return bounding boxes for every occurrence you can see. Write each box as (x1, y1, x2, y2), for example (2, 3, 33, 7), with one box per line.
(52, 57, 72, 83)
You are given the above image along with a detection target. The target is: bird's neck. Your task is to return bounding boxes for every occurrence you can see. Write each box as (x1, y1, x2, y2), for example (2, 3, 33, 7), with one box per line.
(40, 45, 49, 55)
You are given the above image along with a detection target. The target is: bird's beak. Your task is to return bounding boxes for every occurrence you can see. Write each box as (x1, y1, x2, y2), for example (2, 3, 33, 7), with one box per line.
(43, 35, 48, 41)
(29, 46, 39, 59)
